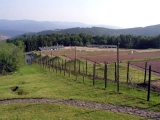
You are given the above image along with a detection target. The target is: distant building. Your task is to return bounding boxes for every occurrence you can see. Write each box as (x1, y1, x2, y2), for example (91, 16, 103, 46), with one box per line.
(39, 45, 64, 51)
(87, 44, 117, 48)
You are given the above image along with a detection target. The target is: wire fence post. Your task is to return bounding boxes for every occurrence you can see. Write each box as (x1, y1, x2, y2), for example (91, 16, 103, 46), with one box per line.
(86, 60, 88, 75)
(79, 60, 81, 74)
(144, 61, 148, 84)
(115, 62, 117, 82)
(147, 65, 151, 101)
(104, 62, 108, 88)
(117, 41, 120, 92)
(83, 66, 85, 83)
(52, 60, 54, 72)
(74, 46, 77, 72)
(69, 66, 71, 78)
(62, 59, 64, 69)
(127, 61, 130, 83)
(64, 59, 66, 76)
(93, 62, 96, 86)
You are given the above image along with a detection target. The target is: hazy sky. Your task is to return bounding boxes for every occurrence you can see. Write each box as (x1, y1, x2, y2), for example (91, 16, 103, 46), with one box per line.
(0, 0, 160, 28)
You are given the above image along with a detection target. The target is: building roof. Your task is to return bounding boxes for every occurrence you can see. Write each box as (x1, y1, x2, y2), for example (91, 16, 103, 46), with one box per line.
(87, 44, 117, 48)
(39, 45, 64, 51)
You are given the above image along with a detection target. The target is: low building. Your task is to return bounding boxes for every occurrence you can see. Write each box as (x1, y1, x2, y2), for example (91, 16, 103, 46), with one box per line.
(87, 44, 117, 48)
(39, 45, 64, 51)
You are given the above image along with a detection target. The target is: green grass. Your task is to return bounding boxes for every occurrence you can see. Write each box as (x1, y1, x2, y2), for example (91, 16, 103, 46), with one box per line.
(0, 64, 160, 112)
(0, 103, 146, 120)
(0, 64, 151, 119)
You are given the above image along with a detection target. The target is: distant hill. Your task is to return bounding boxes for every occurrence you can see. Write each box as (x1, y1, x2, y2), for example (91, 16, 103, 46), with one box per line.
(13, 25, 160, 39)
(1, 19, 160, 38)
(0, 19, 121, 37)
(52, 25, 160, 36)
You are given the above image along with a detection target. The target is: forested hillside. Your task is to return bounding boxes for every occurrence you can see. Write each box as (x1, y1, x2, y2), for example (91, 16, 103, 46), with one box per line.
(6, 33, 160, 52)
(54, 26, 160, 36)
(14, 25, 160, 39)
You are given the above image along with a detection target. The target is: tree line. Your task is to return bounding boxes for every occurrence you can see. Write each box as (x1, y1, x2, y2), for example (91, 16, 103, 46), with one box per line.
(6, 33, 160, 52)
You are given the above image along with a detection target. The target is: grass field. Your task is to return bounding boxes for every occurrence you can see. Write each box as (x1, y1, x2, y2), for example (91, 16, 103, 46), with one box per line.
(0, 64, 159, 119)
(0, 103, 146, 120)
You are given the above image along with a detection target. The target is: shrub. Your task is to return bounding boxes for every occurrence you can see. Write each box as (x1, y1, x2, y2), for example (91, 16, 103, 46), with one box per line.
(0, 43, 25, 74)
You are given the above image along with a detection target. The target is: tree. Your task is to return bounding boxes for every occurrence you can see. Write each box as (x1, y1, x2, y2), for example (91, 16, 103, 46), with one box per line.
(0, 43, 25, 74)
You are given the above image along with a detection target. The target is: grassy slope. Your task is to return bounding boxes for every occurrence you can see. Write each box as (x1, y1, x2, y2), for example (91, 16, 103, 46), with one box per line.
(0, 64, 159, 119)
(0, 103, 147, 120)
(0, 64, 160, 109)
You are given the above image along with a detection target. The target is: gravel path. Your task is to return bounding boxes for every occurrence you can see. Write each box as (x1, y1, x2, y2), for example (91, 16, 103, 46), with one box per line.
(0, 98, 160, 119)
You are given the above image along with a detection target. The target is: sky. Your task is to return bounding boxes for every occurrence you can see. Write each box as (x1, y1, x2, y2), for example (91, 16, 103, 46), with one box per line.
(0, 0, 160, 28)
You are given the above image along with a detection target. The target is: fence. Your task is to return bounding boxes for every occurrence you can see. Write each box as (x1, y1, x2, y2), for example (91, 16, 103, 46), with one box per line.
(33, 53, 160, 101)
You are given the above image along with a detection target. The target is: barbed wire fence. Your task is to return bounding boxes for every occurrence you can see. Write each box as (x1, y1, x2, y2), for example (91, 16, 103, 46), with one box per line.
(32, 53, 160, 101)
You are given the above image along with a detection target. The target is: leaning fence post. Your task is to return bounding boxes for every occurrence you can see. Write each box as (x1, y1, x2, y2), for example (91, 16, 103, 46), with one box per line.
(147, 65, 151, 101)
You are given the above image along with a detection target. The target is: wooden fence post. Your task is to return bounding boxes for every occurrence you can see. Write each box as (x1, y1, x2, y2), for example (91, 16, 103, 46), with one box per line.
(117, 41, 120, 92)
(104, 62, 108, 88)
(127, 61, 130, 83)
(69, 66, 71, 78)
(144, 61, 148, 84)
(49, 60, 51, 71)
(52, 60, 54, 72)
(79, 60, 81, 74)
(93, 62, 96, 86)
(56, 60, 57, 73)
(64, 60, 66, 76)
(115, 62, 117, 82)
(147, 65, 151, 101)
(86, 60, 88, 75)
(62, 59, 64, 69)
(83, 66, 85, 83)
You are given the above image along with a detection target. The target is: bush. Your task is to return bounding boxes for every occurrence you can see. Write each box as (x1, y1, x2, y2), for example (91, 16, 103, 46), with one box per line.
(0, 43, 25, 74)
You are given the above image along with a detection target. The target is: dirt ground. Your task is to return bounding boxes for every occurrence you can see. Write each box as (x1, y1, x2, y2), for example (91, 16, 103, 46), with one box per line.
(64, 46, 117, 51)
(65, 46, 160, 52)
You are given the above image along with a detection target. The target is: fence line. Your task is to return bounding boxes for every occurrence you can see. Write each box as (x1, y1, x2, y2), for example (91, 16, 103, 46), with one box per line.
(33, 54, 160, 101)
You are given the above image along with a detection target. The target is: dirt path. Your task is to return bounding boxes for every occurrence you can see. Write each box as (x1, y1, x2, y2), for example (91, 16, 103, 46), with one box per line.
(0, 98, 160, 119)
